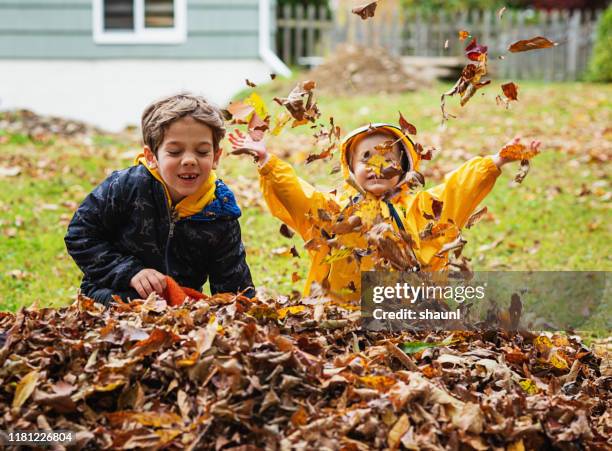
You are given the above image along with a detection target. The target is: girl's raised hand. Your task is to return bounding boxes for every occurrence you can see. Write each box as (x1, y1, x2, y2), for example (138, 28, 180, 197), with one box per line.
(228, 129, 269, 164)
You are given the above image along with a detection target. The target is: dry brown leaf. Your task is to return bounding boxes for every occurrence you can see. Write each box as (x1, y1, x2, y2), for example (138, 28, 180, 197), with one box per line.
(352, 1, 378, 20)
(508, 36, 557, 53)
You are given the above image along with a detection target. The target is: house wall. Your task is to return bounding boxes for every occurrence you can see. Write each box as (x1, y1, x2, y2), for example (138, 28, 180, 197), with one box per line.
(0, 1, 278, 130)
(0, 0, 269, 58)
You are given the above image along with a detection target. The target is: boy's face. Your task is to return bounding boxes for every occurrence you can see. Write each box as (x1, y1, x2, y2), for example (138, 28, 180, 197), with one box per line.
(350, 133, 403, 197)
(144, 116, 221, 204)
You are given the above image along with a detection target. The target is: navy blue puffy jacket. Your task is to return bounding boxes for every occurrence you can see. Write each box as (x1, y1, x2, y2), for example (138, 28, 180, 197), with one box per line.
(64, 164, 254, 306)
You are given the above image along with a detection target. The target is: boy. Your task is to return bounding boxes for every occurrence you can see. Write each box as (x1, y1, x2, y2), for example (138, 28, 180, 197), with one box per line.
(65, 94, 254, 306)
(230, 123, 535, 301)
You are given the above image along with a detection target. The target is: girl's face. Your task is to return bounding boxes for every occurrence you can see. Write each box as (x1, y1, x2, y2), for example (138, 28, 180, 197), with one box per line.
(350, 133, 403, 197)
(144, 116, 221, 203)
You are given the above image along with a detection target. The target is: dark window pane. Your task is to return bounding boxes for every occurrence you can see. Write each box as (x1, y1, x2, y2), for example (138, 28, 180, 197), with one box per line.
(145, 0, 174, 28)
(104, 0, 134, 30)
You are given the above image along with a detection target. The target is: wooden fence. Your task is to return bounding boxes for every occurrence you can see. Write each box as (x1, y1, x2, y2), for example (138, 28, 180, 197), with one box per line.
(276, 6, 603, 81)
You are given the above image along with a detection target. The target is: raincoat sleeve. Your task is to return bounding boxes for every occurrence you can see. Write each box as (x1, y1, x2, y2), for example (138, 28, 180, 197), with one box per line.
(258, 154, 329, 240)
(64, 173, 146, 290)
(426, 156, 501, 229)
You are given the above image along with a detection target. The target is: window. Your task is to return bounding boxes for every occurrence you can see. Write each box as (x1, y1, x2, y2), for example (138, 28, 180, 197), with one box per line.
(93, 0, 186, 44)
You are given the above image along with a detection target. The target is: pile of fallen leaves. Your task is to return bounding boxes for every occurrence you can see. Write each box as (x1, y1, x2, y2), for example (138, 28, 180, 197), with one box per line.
(0, 109, 103, 142)
(305, 44, 426, 96)
(1, 295, 610, 449)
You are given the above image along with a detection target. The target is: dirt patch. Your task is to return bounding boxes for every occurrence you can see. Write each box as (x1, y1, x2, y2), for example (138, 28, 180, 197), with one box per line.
(304, 43, 430, 95)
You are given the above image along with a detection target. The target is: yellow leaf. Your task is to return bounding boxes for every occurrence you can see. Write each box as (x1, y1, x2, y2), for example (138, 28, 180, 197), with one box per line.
(507, 439, 526, 451)
(359, 375, 396, 392)
(499, 142, 539, 161)
(552, 335, 570, 347)
(549, 351, 569, 370)
(244, 92, 267, 119)
(322, 247, 353, 264)
(366, 154, 388, 176)
(94, 380, 127, 392)
(518, 378, 538, 395)
(534, 335, 553, 354)
(277, 306, 306, 320)
(12, 370, 39, 408)
(388, 414, 410, 450)
(271, 111, 291, 136)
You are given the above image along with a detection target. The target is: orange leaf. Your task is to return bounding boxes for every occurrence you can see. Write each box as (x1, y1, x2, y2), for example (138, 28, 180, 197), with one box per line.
(508, 36, 557, 53)
(501, 82, 519, 101)
(398, 111, 417, 135)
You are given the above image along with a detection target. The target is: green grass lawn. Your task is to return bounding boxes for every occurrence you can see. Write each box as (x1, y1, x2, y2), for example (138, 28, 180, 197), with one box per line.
(0, 81, 610, 318)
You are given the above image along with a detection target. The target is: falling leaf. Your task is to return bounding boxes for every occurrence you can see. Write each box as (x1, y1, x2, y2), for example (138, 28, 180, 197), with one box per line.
(444, 39, 449, 49)
(465, 206, 488, 229)
(501, 82, 519, 101)
(465, 38, 488, 61)
(508, 36, 557, 53)
(226, 101, 254, 124)
(459, 30, 470, 41)
(352, 1, 378, 20)
(271, 111, 292, 136)
(306, 143, 335, 164)
(12, 370, 39, 408)
(270, 73, 277, 80)
(245, 79, 256, 88)
(279, 223, 295, 239)
(435, 235, 467, 258)
(497, 7, 506, 20)
(290, 245, 300, 258)
(291, 272, 301, 283)
(398, 111, 417, 135)
(514, 159, 530, 184)
(274, 80, 320, 125)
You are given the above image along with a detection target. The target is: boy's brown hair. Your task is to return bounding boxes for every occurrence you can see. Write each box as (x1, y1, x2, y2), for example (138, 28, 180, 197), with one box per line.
(141, 93, 226, 155)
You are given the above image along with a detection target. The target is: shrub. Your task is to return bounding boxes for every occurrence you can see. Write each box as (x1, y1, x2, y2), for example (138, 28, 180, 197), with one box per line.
(586, 6, 612, 82)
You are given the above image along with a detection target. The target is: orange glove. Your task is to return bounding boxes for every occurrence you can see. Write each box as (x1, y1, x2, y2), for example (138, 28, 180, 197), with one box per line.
(163, 276, 206, 306)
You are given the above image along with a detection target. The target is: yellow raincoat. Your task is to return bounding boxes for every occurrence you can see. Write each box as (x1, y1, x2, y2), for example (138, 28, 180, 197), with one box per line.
(258, 124, 501, 300)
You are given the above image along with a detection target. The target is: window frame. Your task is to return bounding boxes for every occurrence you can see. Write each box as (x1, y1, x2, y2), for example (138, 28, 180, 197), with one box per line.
(93, 0, 187, 45)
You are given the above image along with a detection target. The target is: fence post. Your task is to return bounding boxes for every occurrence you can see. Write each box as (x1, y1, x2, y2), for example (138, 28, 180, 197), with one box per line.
(567, 9, 581, 81)
(306, 4, 316, 58)
(281, 4, 291, 65)
(295, 4, 304, 63)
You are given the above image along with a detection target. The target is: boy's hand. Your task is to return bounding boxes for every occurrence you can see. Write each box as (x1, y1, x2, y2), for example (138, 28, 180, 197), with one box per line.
(130, 268, 167, 299)
(228, 129, 269, 165)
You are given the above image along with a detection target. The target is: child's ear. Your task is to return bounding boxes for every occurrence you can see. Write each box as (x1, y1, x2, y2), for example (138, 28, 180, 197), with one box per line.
(212, 147, 223, 170)
(143, 146, 158, 168)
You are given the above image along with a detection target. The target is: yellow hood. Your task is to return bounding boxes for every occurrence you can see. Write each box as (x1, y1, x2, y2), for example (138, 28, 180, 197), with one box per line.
(135, 153, 217, 219)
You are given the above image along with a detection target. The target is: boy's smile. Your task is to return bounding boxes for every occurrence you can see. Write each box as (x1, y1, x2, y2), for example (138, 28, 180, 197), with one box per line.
(144, 116, 221, 204)
(350, 133, 404, 197)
